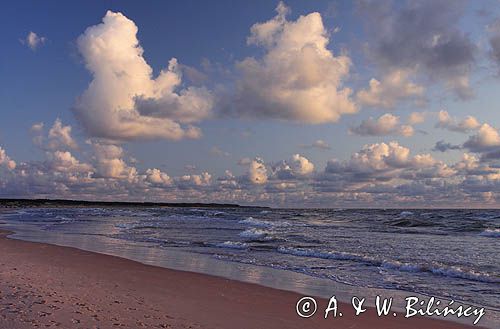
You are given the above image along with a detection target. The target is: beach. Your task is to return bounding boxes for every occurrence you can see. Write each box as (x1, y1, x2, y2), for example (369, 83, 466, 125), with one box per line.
(0, 229, 482, 329)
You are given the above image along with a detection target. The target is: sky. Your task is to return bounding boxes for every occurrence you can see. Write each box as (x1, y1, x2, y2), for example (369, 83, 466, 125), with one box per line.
(2, 0, 500, 207)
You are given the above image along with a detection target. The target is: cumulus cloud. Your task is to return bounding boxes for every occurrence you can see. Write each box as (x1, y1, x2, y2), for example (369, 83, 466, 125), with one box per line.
(0, 147, 16, 170)
(290, 154, 315, 175)
(2, 139, 500, 207)
(321, 141, 456, 196)
(435, 110, 480, 133)
(48, 119, 78, 150)
(178, 172, 212, 187)
(357, 0, 475, 99)
(74, 11, 213, 141)
(91, 143, 138, 180)
(326, 142, 412, 175)
(407, 111, 427, 125)
(463, 124, 500, 152)
(356, 70, 425, 109)
(31, 119, 78, 151)
(21, 31, 46, 50)
(300, 139, 331, 150)
(350, 113, 414, 137)
(274, 154, 315, 179)
(248, 158, 268, 184)
(224, 2, 357, 123)
(145, 168, 172, 187)
(47, 151, 93, 174)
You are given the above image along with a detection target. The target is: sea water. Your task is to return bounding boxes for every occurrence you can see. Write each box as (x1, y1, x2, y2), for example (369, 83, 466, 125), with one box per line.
(1, 207, 498, 326)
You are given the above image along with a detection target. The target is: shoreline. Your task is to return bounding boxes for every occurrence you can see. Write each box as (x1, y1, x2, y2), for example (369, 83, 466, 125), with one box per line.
(0, 229, 484, 329)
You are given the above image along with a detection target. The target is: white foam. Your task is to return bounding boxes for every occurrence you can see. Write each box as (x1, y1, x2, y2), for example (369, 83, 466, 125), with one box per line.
(429, 265, 499, 283)
(399, 211, 414, 216)
(215, 241, 248, 250)
(479, 228, 500, 238)
(239, 228, 269, 239)
(278, 247, 376, 263)
(239, 217, 273, 227)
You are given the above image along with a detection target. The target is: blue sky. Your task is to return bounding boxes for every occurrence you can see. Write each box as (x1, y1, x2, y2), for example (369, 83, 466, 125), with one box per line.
(2, 0, 500, 207)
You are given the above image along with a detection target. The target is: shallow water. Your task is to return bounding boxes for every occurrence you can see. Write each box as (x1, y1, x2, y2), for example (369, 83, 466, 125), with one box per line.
(1, 207, 499, 326)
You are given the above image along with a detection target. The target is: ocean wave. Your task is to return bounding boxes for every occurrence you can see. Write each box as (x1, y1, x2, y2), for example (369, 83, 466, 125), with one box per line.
(239, 228, 271, 240)
(211, 211, 227, 217)
(239, 216, 292, 228)
(386, 218, 434, 228)
(479, 228, 500, 238)
(399, 211, 414, 216)
(279, 247, 499, 284)
(215, 241, 248, 250)
(114, 222, 147, 230)
(239, 217, 272, 227)
(380, 260, 499, 284)
(381, 260, 424, 273)
(428, 265, 499, 283)
(278, 247, 377, 264)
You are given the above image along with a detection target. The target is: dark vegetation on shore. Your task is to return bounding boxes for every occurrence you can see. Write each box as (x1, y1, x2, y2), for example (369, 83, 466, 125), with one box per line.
(0, 198, 267, 209)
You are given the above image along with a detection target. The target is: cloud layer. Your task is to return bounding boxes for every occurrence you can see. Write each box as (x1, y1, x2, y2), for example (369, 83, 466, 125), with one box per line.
(5, 2, 500, 208)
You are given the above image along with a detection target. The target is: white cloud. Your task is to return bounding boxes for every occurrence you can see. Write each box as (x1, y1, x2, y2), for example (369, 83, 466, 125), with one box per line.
(145, 168, 172, 186)
(274, 154, 315, 179)
(91, 143, 137, 180)
(74, 11, 213, 141)
(248, 158, 268, 184)
(463, 123, 500, 152)
(0, 147, 16, 170)
(21, 31, 46, 50)
(347, 141, 411, 172)
(31, 119, 78, 151)
(178, 172, 212, 187)
(30, 123, 44, 132)
(48, 119, 78, 150)
(350, 113, 414, 137)
(436, 110, 480, 133)
(322, 141, 456, 192)
(47, 151, 93, 174)
(356, 70, 425, 109)
(408, 111, 427, 125)
(290, 154, 314, 176)
(2, 140, 500, 207)
(225, 2, 357, 123)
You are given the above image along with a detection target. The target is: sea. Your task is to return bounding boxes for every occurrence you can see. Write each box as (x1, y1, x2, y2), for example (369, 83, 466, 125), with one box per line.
(0, 207, 499, 327)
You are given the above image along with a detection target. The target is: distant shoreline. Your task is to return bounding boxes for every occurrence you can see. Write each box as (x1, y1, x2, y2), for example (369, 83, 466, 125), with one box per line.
(3, 199, 500, 210)
(0, 198, 268, 209)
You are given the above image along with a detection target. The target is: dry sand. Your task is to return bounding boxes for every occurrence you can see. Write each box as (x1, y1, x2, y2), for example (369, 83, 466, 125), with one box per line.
(0, 229, 481, 329)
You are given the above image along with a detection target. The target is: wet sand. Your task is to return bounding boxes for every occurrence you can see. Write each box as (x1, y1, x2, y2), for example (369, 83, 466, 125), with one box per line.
(0, 229, 480, 329)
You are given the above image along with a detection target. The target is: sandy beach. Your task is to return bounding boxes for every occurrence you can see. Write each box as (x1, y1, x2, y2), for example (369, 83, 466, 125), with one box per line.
(0, 229, 482, 329)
